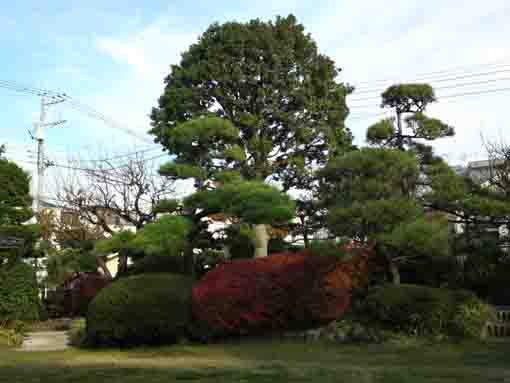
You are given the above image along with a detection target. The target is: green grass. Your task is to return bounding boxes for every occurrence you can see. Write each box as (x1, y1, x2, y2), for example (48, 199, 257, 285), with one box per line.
(1, 340, 509, 382)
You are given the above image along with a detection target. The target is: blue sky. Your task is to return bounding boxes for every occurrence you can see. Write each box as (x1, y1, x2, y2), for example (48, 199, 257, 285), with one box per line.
(1, 0, 510, 177)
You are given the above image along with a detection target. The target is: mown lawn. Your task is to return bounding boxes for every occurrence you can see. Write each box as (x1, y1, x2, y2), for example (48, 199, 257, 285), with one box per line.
(1, 340, 509, 382)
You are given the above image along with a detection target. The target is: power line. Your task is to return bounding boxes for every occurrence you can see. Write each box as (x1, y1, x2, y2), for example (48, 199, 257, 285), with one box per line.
(0, 80, 66, 98)
(348, 112, 387, 122)
(0, 79, 155, 144)
(349, 75, 510, 103)
(59, 153, 168, 172)
(63, 98, 154, 144)
(16, 153, 167, 172)
(16, 153, 168, 187)
(349, 86, 510, 111)
(352, 59, 510, 88)
(351, 68, 510, 99)
(80, 147, 162, 163)
(440, 87, 510, 100)
(8, 146, 164, 167)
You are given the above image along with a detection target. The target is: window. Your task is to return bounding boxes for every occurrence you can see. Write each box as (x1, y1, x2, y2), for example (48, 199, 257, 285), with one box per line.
(61, 211, 80, 227)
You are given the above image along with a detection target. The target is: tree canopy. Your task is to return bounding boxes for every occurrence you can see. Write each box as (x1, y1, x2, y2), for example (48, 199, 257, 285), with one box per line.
(321, 148, 421, 241)
(185, 180, 295, 257)
(321, 148, 450, 283)
(0, 158, 33, 226)
(185, 181, 295, 225)
(149, 14, 352, 259)
(151, 14, 353, 189)
(0, 158, 38, 265)
(366, 84, 454, 156)
(129, 216, 192, 257)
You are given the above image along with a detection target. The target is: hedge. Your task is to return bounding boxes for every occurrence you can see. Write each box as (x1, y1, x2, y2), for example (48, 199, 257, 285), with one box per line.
(129, 255, 188, 276)
(0, 262, 40, 324)
(87, 273, 193, 346)
(361, 284, 491, 338)
(192, 246, 373, 337)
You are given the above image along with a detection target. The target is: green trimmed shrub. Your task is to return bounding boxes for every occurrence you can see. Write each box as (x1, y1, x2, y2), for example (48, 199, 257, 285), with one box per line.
(0, 262, 40, 324)
(450, 291, 493, 338)
(87, 273, 193, 346)
(68, 319, 86, 347)
(129, 255, 187, 275)
(362, 284, 489, 338)
(0, 225, 40, 263)
(0, 319, 26, 346)
(309, 239, 349, 258)
(0, 326, 24, 347)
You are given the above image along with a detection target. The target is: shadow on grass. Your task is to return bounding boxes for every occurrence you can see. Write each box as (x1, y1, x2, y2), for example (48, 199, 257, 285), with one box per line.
(1, 362, 508, 383)
(0, 363, 352, 383)
(2, 340, 510, 383)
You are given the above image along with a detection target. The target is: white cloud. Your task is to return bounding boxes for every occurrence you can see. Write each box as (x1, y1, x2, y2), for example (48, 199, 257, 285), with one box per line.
(92, 22, 199, 146)
(92, 2, 510, 165)
(315, 0, 510, 163)
(97, 38, 151, 78)
(97, 23, 197, 81)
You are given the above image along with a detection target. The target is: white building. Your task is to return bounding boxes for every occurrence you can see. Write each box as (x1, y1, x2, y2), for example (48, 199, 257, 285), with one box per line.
(35, 199, 136, 280)
(453, 160, 510, 246)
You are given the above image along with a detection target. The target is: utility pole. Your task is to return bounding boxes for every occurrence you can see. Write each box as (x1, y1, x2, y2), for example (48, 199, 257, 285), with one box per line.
(32, 94, 66, 212)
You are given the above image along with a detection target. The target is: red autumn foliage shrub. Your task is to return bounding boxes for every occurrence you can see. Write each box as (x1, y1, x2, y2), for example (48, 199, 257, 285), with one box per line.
(192, 245, 373, 336)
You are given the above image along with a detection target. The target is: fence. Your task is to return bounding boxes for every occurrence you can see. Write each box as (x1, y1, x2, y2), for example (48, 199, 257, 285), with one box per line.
(486, 306, 510, 337)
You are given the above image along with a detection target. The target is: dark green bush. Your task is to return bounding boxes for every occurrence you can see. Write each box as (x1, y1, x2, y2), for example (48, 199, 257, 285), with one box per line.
(268, 238, 290, 254)
(362, 284, 489, 338)
(129, 255, 188, 275)
(309, 239, 349, 258)
(399, 256, 457, 287)
(87, 273, 193, 346)
(224, 224, 254, 260)
(0, 262, 40, 324)
(450, 238, 510, 305)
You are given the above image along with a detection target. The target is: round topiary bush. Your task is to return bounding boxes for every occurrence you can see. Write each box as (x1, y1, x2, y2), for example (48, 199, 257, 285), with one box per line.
(0, 262, 40, 324)
(86, 273, 193, 346)
(361, 284, 490, 338)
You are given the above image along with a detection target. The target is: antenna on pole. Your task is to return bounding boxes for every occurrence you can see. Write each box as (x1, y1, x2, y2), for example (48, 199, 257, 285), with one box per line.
(30, 93, 67, 212)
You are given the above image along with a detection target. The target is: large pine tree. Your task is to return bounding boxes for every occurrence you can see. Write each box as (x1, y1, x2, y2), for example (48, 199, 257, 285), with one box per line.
(150, 15, 353, 258)
(150, 14, 352, 188)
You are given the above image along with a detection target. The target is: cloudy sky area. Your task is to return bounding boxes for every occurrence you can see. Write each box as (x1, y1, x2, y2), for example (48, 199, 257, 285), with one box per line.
(1, 0, 509, 181)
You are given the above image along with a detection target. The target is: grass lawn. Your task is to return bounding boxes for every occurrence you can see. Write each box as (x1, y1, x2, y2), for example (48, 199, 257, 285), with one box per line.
(1, 340, 509, 382)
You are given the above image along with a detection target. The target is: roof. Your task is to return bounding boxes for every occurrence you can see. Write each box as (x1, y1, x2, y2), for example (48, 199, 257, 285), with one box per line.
(39, 199, 60, 209)
(468, 159, 505, 170)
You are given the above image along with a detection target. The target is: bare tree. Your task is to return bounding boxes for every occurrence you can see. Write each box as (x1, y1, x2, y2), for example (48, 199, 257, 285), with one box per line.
(53, 152, 174, 232)
(49, 151, 175, 274)
(482, 138, 510, 199)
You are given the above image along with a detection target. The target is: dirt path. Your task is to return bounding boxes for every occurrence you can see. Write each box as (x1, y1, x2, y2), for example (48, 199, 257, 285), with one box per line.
(18, 331, 70, 352)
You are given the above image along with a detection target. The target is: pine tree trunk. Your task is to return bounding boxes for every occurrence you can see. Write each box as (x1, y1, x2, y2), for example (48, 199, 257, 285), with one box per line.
(396, 111, 404, 151)
(253, 224, 269, 258)
(303, 224, 310, 248)
(97, 256, 113, 279)
(117, 249, 129, 277)
(184, 245, 195, 277)
(389, 261, 401, 284)
(223, 244, 231, 259)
